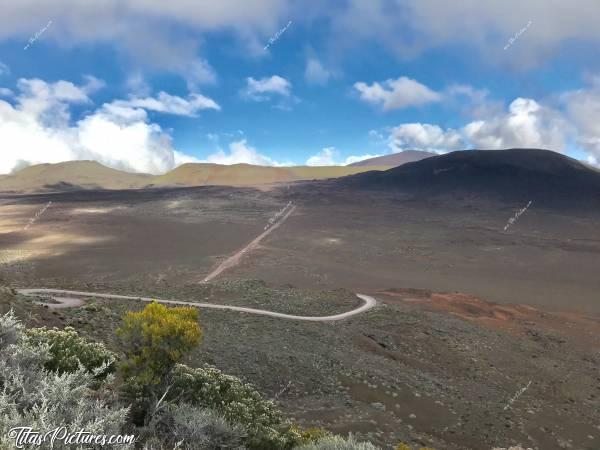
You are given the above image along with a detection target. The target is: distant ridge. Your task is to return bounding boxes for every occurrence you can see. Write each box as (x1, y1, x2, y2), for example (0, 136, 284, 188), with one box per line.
(340, 148, 600, 206)
(0, 161, 390, 193)
(348, 150, 435, 167)
(0, 161, 152, 192)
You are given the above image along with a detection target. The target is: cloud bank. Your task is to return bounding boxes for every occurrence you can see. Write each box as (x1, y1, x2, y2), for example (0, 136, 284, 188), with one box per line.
(0, 77, 216, 175)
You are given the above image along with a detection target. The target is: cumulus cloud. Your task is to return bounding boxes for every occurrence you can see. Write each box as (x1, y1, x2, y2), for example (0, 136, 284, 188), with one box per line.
(388, 123, 464, 153)
(462, 98, 567, 150)
(0, 77, 207, 175)
(243, 75, 291, 101)
(354, 76, 441, 111)
(305, 57, 332, 85)
(305, 147, 379, 166)
(306, 147, 337, 166)
(113, 91, 220, 116)
(382, 96, 573, 155)
(205, 139, 285, 166)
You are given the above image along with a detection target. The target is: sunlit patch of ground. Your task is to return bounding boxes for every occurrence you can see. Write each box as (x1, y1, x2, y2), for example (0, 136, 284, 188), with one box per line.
(320, 237, 342, 245)
(166, 200, 184, 209)
(0, 205, 43, 232)
(0, 249, 34, 265)
(70, 207, 125, 214)
(0, 232, 114, 263)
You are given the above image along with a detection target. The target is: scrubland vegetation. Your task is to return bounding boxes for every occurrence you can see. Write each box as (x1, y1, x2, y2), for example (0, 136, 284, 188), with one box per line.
(0, 303, 404, 449)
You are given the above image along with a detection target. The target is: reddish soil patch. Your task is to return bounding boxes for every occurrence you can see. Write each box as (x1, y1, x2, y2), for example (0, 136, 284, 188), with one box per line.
(379, 288, 600, 348)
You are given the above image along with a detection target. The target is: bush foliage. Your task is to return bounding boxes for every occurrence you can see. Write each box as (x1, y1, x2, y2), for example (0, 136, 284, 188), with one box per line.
(170, 363, 299, 449)
(117, 301, 203, 384)
(0, 311, 131, 450)
(0, 305, 381, 450)
(25, 326, 116, 375)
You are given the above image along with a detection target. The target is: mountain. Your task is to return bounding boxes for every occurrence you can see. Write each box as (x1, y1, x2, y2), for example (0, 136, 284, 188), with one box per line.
(155, 163, 390, 186)
(0, 161, 390, 193)
(0, 161, 152, 192)
(348, 150, 436, 167)
(340, 149, 600, 206)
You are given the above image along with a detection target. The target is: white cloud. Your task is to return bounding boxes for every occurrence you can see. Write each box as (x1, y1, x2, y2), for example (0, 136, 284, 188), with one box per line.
(0, 77, 201, 175)
(113, 91, 220, 116)
(562, 77, 600, 162)
(462, 98, 567, 150)
(205, 139, 284, 166)
(243, 75, 291, 101)
(173, 150, 201, 166)
(344, 153, 382, 165)
(0, 1, 287, 85)
(306, 147, 337, 166)
(0, 88, 13, 97)
(125, 73, 151, 97)
(306, 147, 381, 166)
(305, 57, 332, 85)
(388, 123, 464, 153)
(329, 0, 600, 67)
(2, 1, 600, 80)
(354, 76, 441, 111)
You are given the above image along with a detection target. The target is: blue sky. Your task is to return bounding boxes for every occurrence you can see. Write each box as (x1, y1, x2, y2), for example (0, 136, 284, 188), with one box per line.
(1, 0, 600, 174)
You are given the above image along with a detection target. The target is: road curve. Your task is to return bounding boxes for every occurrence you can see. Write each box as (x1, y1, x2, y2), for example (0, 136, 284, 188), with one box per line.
(16, 288, 377, 322)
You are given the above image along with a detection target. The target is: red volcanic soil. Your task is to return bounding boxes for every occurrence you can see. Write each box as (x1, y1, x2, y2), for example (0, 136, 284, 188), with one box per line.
(380, 288, 600, 347)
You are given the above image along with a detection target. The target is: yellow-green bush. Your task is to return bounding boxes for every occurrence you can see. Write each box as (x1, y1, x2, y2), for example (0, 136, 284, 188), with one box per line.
(395, 444, 436, 450)
(117, 301, 202, 384)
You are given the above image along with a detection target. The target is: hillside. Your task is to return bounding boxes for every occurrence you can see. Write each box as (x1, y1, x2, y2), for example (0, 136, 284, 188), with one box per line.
(340, 148, 600, 206)
(348, 150, 435, 167)
(0, 161, 388, 193)
(0, 161, 152, 192)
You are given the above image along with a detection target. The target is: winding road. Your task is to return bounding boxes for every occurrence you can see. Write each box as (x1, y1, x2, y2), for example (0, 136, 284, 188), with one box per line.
(17, 201, 377, 321)
(16, 288, 377, 322)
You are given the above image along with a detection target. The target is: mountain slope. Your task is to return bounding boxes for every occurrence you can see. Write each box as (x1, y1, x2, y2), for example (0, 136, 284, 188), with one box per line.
(0, 161, 389, 192)
(348, 150, 435, 167)
(340, 148, 600, 206)
(0, 161, 152, 192)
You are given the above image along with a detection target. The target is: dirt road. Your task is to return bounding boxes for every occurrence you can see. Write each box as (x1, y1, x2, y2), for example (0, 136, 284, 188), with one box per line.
(17, 201, 377, 320)
(17, 288, 377, 321)
(202, 202, 296, 283)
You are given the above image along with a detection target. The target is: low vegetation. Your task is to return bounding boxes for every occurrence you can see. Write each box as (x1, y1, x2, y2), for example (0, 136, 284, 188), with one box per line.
(0, 304, 381, 449)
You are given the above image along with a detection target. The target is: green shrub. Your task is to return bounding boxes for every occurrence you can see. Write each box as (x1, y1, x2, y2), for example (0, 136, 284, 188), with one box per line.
(117, 302, 203, 385)
(144, 403, 246, 449)
(170, 363, 299, 449)
(25, 326, 116, 375)
(0, 312, 131, 449)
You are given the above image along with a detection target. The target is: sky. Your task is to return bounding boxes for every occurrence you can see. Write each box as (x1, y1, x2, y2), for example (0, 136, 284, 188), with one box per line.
(1, 0, 600, 174)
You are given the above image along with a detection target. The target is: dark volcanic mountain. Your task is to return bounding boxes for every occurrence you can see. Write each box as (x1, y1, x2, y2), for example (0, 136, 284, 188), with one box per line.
(340, 149, 600, 207)
(348, 150, 435, 167)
